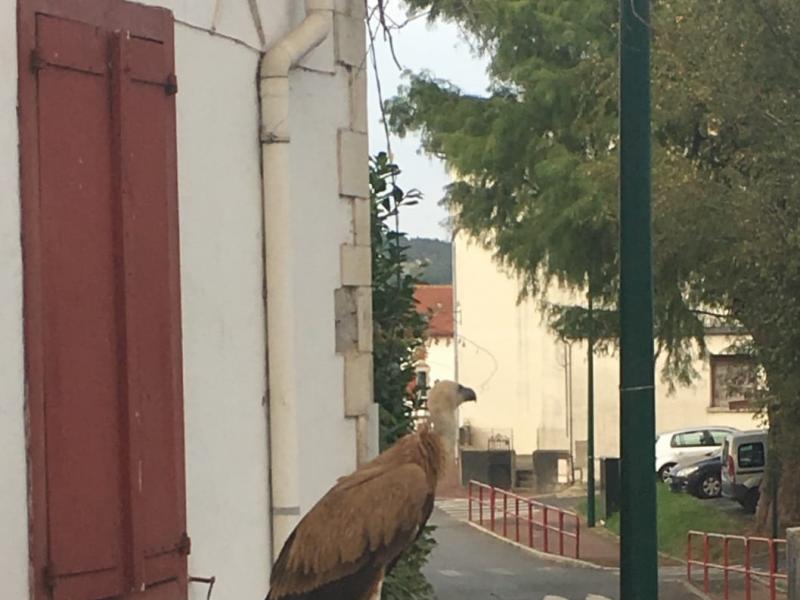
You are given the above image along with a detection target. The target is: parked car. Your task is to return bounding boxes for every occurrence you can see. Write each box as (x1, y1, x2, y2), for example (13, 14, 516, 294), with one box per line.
(721, 429, 768, 514)
(655, 426, 738, 482)
(668, 452, 723, 499)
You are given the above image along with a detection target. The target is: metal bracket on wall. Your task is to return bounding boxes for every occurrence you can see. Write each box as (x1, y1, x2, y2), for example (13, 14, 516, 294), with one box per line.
(164, 73, 178, 96)
(30, 49, 45, 72)
(176, 531, 192, 556)
(189, 575, 216, 600)
(43, 564, 57, 590)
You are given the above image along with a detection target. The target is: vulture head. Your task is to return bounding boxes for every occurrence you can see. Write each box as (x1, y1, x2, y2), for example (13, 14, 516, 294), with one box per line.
(426, 380, 477, 416)
(426, 380, 477, 439)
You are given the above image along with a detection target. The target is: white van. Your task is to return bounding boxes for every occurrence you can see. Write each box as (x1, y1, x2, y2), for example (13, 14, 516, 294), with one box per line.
(721, 429, 768, 513)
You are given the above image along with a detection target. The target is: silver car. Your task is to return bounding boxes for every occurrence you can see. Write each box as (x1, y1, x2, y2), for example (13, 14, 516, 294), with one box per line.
(655, 426, 738, 482)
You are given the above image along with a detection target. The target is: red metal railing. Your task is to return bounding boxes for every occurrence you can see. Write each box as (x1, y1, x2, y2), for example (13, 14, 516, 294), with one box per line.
(687, 531, 787, 600)
(467, 480, 580, 559)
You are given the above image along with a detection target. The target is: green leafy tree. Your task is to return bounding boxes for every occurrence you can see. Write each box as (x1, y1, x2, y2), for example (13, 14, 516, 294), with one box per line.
(386, 0, 800, 526)
(370, 152, 437, 599)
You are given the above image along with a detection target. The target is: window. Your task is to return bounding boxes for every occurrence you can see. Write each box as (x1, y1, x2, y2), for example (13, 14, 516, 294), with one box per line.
(672, 431, 707, 447)
(738, 443, 765, 469)
(710, 430, 731, 444)
(19, 1, 187, 598)
(415, 369, 429, 402)
(416, 369, 429, 391)
(711, 355, 758, 410)
(672, 430, 719, 448)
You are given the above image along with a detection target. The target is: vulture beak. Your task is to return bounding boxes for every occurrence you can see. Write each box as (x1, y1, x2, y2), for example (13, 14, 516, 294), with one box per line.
(458, 385, 477, 402)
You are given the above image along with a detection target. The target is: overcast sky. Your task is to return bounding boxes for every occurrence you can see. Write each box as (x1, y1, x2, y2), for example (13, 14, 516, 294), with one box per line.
(367, 4, 490, 241)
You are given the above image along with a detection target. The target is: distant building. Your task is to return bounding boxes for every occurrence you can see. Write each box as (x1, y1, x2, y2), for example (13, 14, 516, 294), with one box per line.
(453, 233, 762, 487)
(414, 285, 456, 400)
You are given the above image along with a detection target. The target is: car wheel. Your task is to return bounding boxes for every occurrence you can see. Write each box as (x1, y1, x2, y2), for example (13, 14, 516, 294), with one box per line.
(742, 489, 760, 514)
(658, 464, 675, 483)
(697, 474, 722, 499)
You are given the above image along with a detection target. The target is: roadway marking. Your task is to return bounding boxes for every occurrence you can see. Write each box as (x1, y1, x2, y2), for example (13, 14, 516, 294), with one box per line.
(542, 596, 613, 600)
(436, 498, 550, 523)
(438, 569, 464, 577)
(484, 567, 515, 576)
(435, 499, 470, 520)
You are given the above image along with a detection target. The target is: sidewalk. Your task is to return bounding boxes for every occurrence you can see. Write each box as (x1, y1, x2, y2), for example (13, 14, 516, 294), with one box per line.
(437, 484, 634, 568)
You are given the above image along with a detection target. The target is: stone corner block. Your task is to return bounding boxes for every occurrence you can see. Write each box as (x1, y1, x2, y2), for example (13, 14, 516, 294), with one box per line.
(348, 65, 368, 134)
(338, 129, 369, 198)
(344, 352, 374, 417)
(340, 244, 371, 287)
(335, 12, 367, 67)
(335, 0, 367, 19)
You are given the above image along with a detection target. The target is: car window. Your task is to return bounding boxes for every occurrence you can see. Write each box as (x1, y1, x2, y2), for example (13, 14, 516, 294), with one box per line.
(738, 442, 765, 469)
(672, 431, 706, 447)
(710, 430, 730, 444)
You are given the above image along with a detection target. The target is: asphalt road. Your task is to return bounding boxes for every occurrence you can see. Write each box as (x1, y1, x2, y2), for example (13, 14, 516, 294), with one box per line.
(423, 508, 703, 600)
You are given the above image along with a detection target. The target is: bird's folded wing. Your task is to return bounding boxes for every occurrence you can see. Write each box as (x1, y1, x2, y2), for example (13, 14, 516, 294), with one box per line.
(268, 462, 431, 596)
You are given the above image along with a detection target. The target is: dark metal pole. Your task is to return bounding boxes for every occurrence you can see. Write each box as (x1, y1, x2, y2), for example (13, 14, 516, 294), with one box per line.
(587, 289, 596, 528)
(619, 0, 658, 598)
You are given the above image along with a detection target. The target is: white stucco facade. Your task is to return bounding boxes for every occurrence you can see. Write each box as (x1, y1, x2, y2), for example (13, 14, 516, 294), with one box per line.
(0, 1, 373, 598)
(454, 234, 761, 468)
(425, 339, 456, 385)
(0, 2, 29, 598)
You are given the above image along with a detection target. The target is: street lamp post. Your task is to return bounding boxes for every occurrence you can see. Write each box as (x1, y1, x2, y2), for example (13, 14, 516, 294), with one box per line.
(619, 0, 658, 598)
(587, 288, 596, 528)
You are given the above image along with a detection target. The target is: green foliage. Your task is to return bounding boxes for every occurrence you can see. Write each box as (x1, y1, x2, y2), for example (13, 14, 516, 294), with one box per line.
(370, 152, 437, 599)
(381, 526, 438, 600)
(405, 237, 453, 285)
(371, 152, 429, 449)
(579, 486, 750, 559)
(388, 0, 800, 522)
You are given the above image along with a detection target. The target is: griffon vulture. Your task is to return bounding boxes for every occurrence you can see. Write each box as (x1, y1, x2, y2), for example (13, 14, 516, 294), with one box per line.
(266, 383, 476, 600)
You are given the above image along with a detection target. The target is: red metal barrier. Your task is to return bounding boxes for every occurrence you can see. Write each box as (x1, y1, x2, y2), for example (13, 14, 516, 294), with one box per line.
(687, 531, 787, 600)
(467, 480, 581, 559)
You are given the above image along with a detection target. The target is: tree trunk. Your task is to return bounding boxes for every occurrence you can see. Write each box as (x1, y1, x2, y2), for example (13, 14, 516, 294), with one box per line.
(756, 406, 800, 533)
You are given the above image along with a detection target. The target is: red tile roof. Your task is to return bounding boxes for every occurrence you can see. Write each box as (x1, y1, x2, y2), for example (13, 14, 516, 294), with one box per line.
(414, 285, 454, 338)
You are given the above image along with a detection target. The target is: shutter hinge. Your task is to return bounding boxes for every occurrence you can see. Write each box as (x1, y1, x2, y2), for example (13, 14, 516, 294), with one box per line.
(30, 49, 45, 73)
(177, 532, 191, 556)
(165, 73, 178, 96)
(43, 564, 57, 589)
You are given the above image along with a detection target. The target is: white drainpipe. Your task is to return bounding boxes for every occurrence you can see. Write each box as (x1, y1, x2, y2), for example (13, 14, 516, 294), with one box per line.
(259, 0, 334, 558)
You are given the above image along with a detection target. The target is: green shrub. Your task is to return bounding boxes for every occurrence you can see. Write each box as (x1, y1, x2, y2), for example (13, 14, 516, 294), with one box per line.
(370, 153, 437, 600)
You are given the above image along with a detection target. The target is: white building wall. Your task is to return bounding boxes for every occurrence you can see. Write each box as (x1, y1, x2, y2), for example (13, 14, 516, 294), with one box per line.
(0, 1, 30, 598)
(172, 25, 271, 599)
(287, 66, 359, 509)
(455, 234, 761, 461)
(426, 339, 456, 385)
(0, 1, 369, 598)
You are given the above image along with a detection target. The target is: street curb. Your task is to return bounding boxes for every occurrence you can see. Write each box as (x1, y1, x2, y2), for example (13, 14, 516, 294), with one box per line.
(465, 521, 619, 572)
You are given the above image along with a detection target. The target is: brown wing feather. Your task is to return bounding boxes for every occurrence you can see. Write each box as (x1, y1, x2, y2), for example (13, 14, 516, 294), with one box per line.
(385, 492, 435, 578)
(268, 463, 432, 599)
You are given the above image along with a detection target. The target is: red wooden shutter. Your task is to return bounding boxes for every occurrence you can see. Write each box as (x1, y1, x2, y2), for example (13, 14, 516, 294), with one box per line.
(18, 2, 187, 599)
(34, 14, 128, 600)
(113, 27, 188, 594)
